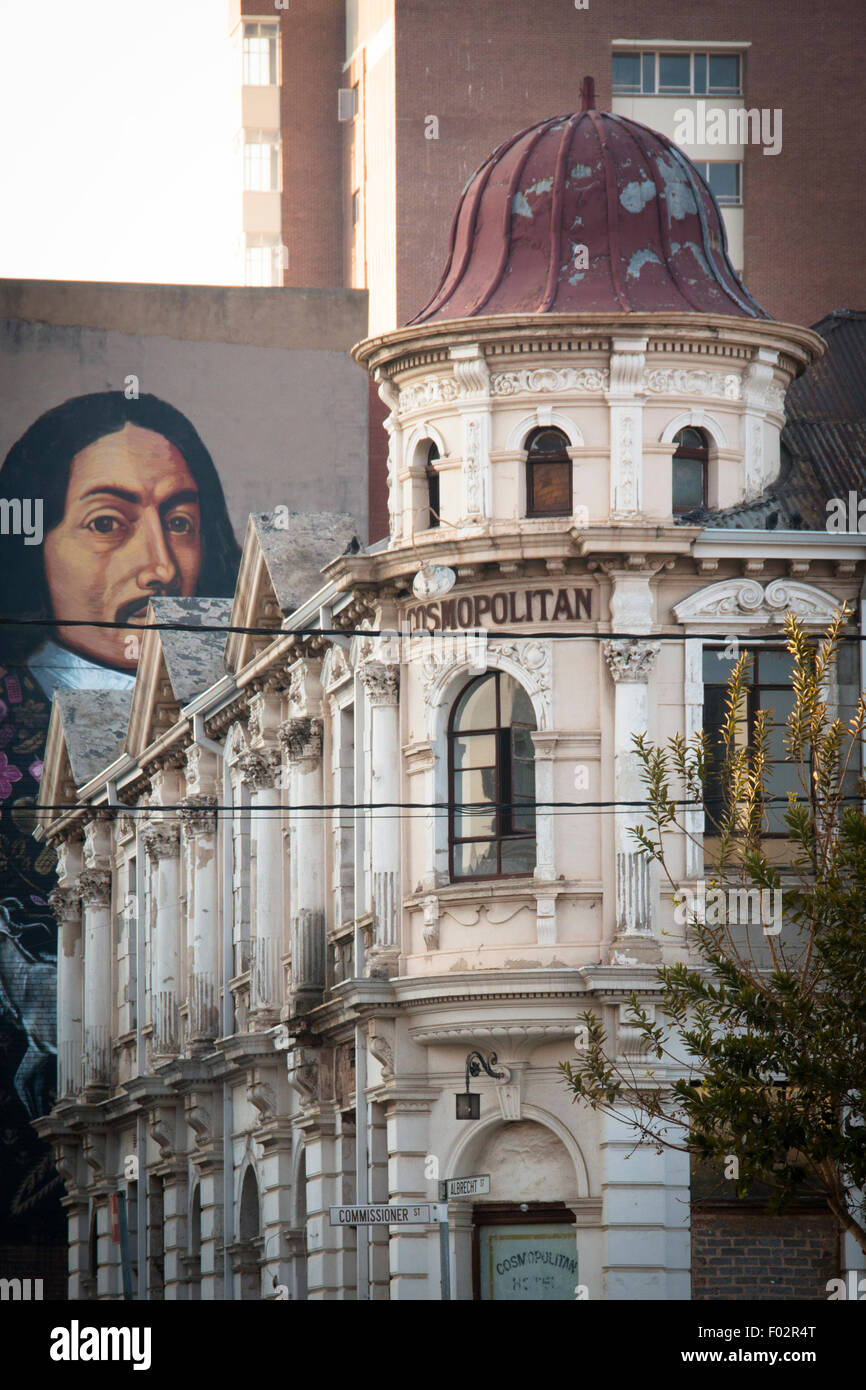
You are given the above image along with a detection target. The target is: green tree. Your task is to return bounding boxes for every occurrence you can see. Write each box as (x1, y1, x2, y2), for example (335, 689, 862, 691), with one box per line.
(560, 608, 866, 1254)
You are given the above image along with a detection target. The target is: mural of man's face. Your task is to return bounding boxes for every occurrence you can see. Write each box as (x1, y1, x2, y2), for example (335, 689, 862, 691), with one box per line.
(43, 423, 202, 670)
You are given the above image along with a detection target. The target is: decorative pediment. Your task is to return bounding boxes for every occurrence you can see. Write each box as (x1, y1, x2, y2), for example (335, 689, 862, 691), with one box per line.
(321, 642, 352, 693)
(674, 578, 845, 630)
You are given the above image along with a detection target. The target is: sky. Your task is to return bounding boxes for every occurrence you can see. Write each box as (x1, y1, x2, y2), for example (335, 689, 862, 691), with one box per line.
(0, 0, 239, 284)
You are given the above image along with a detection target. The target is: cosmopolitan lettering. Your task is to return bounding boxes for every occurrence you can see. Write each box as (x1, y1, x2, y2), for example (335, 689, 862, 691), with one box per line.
(407, 586, 592, 631)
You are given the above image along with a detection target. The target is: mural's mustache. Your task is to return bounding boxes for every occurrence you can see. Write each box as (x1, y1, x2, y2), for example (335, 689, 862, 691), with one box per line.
(114, 591, 175, 625)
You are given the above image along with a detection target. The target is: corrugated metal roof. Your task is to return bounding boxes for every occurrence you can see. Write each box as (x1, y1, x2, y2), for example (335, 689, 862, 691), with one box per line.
(678, 310, 866, 531)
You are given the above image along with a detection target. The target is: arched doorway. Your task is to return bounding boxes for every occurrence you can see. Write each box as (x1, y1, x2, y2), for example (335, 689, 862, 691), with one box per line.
(468, 1121, 579, 1301)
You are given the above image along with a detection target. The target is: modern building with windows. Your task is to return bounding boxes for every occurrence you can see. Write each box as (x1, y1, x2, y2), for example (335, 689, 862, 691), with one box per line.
(35, 98, 865, 1300)
(232, 1, 862, 336)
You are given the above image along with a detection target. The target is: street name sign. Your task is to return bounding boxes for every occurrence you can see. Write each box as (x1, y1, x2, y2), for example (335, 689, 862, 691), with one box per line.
(445, 1174, 490, 1198)
(330, 1204, 446, 1226)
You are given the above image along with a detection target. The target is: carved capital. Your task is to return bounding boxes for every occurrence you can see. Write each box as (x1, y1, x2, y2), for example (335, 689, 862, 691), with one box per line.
(178, 794, 217, 836)
(237, 747, 281, 792)
(141, 822, 181, 860)
(279, 717, 323, 769)
(48, 884, 81, 921)
(359, 660, 400, 707)
(603, 639, 660, 683)
(78, 869, 111, 908)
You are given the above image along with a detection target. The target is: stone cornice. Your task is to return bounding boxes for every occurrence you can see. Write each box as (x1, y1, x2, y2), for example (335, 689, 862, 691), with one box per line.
(352, 312, 824, 380)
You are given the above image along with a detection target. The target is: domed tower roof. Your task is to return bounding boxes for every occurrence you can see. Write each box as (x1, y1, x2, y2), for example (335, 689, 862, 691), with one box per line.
(409, 79, 768, 325)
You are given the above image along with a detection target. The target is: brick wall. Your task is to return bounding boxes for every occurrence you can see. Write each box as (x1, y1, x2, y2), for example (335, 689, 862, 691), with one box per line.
(691, 1207, 839, 1300)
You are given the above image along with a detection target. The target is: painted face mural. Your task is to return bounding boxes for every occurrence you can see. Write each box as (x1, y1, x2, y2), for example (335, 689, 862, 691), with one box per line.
(0, 392, 240, 1250)
(43, 424, 203, 670)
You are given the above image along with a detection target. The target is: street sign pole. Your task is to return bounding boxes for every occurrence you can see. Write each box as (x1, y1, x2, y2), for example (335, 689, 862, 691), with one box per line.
(438, 1181, 451, 1301)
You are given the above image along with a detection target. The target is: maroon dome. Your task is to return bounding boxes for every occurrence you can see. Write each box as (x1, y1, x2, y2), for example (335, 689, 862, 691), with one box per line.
(409, 101, 768, 324)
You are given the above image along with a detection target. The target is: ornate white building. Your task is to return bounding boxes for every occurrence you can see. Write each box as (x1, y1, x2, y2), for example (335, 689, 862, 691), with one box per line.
(36, 98, 865, 1301)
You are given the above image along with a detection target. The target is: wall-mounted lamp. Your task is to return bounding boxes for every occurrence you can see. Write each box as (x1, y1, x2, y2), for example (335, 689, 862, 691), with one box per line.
(456, 1050, 506, 1120)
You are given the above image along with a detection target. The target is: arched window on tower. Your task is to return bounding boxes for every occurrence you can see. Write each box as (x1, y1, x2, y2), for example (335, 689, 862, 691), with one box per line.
(449, 670, 536, 880)
(525, 427, 572, 517)
(672, 427, 708, 514)
(425, 442, 441, 528)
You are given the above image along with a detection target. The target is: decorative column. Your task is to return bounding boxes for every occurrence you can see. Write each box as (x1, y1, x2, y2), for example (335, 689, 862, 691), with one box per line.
(742, 347, 780, 500)
(606, 337, 647, 519)
(374, 369, 404, 544)
(280, 699, 326, 1014)
(238, 744, 283, 1027)
(179, 774, 219, 1048)
(450, 343, 491, 523)
(79, 821, 112, 1096)
(142, 821, 181, 1059)
(359, 660, 401, 979)
(385, 1096, 436, 1300)
(50, 837, 84, 1098)
(603, 637, 660, 949)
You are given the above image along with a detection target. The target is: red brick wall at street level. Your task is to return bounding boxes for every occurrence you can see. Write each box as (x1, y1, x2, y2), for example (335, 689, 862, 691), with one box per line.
(277, 0, 345, 289)
(368, 376, 390, 544)
(393, 0, 866, 330)
(691, 1209, 840, 1299)
(0, 1242, 68, 1301)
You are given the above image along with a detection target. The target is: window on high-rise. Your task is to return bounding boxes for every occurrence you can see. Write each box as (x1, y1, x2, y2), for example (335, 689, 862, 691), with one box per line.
(243, 22, 279, 86)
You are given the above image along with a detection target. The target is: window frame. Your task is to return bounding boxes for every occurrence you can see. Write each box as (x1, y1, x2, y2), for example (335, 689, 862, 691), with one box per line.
(448, 671, 537, 882)
(612, 50, 742, 97)
(525, 426, 573, 519)
(672, 427, 709, 515)
(243, 21, 279, 87)
(425, 441, 441, 528)
(702, 645, 804, 841)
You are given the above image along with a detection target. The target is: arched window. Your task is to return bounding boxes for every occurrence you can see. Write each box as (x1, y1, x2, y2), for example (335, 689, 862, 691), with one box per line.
(189, 1185, 202, 1301)
(672, 427, 708, 514)
(525, 427, 572, 517)
(425, 442, 440, 528)
(239, 1167, 260, 1243)
(449, 671, 536, 879)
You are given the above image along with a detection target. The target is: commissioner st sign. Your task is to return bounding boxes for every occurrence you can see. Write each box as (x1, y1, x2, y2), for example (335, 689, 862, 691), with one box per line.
(329, 1204, 445, 1226)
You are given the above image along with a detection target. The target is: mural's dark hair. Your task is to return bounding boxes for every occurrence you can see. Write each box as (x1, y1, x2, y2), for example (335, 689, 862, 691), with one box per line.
(0, 392, 242, 662)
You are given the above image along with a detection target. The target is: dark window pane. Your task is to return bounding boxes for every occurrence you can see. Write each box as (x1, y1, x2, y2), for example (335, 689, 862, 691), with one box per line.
(499, 678, 536, 728)
(454, 809, 497, 839)
(529, 461, 571, 515)
(642, 52, 656, 93)
(612, 53, 641, 91)
(693, 53, 707, 94)
(756, 650, 795, 683)
(511, 728, 536, 761)
(512, 801, 536, 834)
(659, 53, 691, 90)
(674, 426, 707, 451)
(454, 767, 497, 807)
(706, 162, 739, 203)
(709, 54, 740, 92)
(673, 457, 705, 512)
(501, 837, 537, 874)
(454, 840, 498, 877)
(528, 428, 569, 454)
(452, 733, 497, 770)
(454, 674, 497, 730)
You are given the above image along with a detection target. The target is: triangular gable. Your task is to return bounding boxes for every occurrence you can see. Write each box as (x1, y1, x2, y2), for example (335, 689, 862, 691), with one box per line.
(125, 597, 230, 759)
(226, 509, 362, 676)
(38, 689, 132, 822)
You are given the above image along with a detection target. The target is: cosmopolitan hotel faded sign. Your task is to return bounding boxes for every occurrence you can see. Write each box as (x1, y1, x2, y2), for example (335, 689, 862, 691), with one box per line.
(404, 584, 594, 630)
